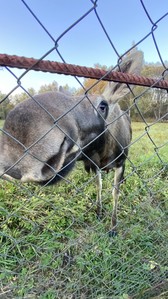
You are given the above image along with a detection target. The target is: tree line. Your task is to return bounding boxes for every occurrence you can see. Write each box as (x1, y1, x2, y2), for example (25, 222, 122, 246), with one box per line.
(0, 57, 168, 121)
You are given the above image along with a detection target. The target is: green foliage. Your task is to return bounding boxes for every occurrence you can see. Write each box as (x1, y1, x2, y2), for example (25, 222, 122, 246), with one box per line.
(0, 122, 168, 298)
(38, 81, 58, 94)
(12, 87, 36, 105)
(0, 92, 14, 120)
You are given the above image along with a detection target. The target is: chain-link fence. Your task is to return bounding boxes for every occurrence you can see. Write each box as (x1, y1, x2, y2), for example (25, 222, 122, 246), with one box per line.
(0, 1, 168, 298)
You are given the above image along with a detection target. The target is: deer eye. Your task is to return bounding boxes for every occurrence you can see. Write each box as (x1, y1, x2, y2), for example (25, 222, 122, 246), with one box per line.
(97, 100, 109, 118)
(99, 100, 107, 111)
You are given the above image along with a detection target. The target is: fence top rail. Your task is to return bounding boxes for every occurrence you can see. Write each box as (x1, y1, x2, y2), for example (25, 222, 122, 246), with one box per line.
(1, 53, 168, 91)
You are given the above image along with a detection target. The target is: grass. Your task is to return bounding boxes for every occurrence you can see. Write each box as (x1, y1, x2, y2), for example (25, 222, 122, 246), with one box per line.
(0, 121, 168, 299)
(0, 119, 4, 128)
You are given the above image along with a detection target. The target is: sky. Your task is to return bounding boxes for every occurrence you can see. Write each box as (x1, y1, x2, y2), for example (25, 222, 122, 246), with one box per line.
(0, 0, 168, 94)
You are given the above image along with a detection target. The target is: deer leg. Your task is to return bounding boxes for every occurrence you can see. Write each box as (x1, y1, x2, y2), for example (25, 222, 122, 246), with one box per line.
(96, 169, 102, 219)
(109, 165, 125, 237)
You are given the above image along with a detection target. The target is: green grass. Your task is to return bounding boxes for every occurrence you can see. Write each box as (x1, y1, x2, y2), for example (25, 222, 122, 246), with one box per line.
(0, 119, 4, 128)
(0, 122, 168, 299)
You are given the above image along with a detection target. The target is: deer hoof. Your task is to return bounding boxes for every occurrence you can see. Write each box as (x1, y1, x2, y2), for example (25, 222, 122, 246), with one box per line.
(96, 213, 102, 221)
(108, 230, 118, 238)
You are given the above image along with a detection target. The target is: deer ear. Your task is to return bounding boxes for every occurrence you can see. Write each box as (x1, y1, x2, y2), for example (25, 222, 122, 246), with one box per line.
(103, 50, 143, 103)
(115, 50, 144, 75)
(103, 82, 131, 103)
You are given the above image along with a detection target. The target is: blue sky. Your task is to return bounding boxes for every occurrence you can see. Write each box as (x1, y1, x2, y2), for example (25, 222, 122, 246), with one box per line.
(0, 0, 168, 94)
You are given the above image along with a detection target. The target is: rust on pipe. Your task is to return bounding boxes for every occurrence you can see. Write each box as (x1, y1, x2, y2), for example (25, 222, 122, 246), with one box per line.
(0, 53, 168, 90)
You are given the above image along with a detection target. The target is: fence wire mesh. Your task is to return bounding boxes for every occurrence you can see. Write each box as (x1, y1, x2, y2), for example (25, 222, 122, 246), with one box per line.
(0, 1, 168, 299)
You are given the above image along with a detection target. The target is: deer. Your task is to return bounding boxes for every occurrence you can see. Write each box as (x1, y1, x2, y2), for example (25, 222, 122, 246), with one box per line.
(0, 50, 143, 236)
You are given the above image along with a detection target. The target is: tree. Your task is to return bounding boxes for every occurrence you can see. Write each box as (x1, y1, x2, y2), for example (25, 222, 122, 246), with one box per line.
(150, 88, 168, 120)
(76, 64, 109, 95)
(11, 87, 36, 105)
(0, 92, 14, 119)
(38, 80, 58, 94)
(130, 61, 168, 121)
